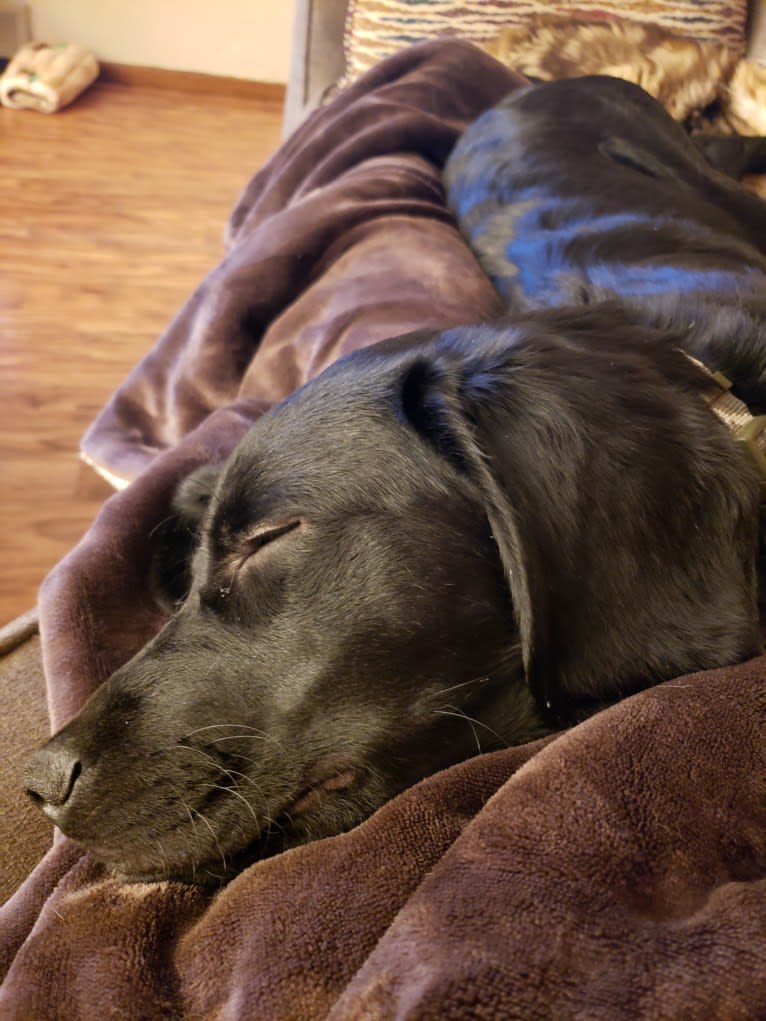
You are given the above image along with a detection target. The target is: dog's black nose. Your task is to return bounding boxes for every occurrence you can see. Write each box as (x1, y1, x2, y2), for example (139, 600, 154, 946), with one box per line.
(24, 744, 83, 808)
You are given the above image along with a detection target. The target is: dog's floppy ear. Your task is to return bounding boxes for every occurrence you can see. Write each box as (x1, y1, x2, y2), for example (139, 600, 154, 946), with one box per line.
(150, 463, 223, 611)
(398, 346, 553, 711)
(398, 317, 761, 718)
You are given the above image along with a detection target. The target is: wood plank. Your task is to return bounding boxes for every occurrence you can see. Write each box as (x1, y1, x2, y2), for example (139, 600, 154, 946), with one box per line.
(0, 78, 284, 624)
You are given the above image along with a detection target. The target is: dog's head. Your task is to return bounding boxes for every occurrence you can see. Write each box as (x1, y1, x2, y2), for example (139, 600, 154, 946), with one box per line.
(24, 308, 761, 882)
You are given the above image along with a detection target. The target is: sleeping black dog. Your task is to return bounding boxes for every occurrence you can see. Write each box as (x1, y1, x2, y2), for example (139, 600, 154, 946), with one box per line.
(444, 75, 766, 407)
(24, 78, 766, 884)
(25, 309, 761, 883)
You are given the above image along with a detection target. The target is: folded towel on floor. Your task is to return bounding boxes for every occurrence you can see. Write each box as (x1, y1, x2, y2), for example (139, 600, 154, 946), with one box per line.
(0, 42, 98, 113)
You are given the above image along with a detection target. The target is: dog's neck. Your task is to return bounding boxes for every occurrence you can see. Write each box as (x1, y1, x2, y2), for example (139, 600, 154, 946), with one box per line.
(689, 355, 766, 499)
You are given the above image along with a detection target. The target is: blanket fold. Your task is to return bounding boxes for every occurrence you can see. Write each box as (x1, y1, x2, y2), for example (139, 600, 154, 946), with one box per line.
(80, 40, 511, 488)
(3, 39, 766, 1021)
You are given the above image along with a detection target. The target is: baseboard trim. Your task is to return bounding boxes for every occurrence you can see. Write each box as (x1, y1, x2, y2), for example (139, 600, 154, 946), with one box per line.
(99, 62, 286, 102)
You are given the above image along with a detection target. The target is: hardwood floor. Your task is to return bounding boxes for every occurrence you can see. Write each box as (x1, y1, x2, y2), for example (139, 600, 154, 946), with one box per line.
(0, 80, 284, 625)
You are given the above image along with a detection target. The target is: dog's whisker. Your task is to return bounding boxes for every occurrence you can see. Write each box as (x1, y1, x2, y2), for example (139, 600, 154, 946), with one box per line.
(180, 723, 288, 756)
(264, 811, 289, 841)
(434, 708, 482, 752)
(199, 783, 261, 827)
(163, 745, 275, 818)
(206, 733, 288, 755)
(163, 743, 223, 770)
(165, 741, 281, 795)
(166, 744, 250, 793)
(430, 674, 490, 697)
(183, 723, 275, 737)
(178, 799, 203, 883)
(227, 770, 269, 802)
(433, 705, 510, 753)
(207, 763, 267, 795)
(189, 806, 228, 872)
(151, 835, 172, 879)
(180, 798, 199, 836)
(147, 513, 178, 541)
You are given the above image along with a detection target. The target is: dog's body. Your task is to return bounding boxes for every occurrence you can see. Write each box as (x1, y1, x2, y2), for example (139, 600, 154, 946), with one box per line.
(24, 76, 766, 883)
(444, 75, 766, 407)
(25, 309, 761, 883)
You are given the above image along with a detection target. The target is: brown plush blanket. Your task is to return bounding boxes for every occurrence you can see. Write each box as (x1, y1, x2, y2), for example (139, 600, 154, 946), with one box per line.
(3, 40, 766, 1020)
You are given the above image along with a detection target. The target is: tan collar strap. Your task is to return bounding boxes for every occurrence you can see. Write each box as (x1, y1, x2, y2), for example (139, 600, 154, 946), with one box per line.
(686, 354, 766, 501)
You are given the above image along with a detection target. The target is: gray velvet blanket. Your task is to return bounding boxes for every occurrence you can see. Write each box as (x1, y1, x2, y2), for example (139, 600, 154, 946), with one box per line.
(3, 40, 766, 1020)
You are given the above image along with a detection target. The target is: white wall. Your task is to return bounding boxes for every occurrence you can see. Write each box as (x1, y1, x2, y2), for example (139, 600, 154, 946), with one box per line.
(29, 0, 294, 82)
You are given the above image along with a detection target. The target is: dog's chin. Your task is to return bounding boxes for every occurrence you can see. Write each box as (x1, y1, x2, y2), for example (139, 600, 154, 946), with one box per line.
(104, 844, 274, 887)
(98, 764, 369, 887)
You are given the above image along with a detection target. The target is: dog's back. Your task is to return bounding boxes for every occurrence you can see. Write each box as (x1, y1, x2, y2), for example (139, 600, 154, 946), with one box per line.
(444, 75, 766, 402)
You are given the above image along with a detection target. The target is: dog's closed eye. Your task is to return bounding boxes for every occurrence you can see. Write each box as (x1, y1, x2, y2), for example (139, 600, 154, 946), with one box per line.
(238, 519, 304, 565)
(210, 520, 306, 601)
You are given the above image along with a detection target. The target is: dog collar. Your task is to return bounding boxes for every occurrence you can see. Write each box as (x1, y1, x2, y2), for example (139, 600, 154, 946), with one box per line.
(688, 355, 766, 501)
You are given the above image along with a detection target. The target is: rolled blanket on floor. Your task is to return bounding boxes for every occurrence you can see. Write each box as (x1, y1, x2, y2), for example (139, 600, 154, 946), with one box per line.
(0, 42, 99, 113)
